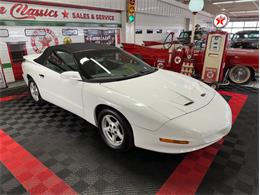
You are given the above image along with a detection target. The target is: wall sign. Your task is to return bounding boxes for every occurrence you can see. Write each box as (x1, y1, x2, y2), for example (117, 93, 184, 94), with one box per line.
(31, 28, 59, 54)
(84, 29, 116, 45)
(0, 1, 121, 24)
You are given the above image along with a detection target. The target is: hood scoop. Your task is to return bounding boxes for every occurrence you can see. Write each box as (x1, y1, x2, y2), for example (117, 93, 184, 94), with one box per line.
(170, 95, 194, 107)
(184, 101, 194, 106)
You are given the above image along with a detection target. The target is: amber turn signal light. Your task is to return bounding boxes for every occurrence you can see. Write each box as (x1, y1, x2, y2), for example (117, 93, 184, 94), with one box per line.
(159, 138, 189, 144)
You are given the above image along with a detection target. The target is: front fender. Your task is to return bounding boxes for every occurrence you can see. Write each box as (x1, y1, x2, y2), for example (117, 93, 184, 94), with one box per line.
(82, 83, 170, 131)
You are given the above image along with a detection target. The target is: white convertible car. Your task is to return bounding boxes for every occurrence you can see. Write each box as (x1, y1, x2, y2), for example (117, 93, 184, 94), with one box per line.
(22, 43, 232, 153)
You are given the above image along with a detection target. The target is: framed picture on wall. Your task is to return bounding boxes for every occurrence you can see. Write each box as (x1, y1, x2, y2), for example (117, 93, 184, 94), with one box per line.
(0, 29, 9, 37)
(25, 29, 46, 36)
(84, 29, 116, 46)
(62, 29, 78, 36)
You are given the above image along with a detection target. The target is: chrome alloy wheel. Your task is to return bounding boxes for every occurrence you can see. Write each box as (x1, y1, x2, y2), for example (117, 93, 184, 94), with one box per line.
(30, 82, 39, 102)
(101, 115, 124, 147)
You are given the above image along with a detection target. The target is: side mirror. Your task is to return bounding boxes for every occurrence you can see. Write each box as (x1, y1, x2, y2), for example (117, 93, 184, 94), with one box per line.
(60, 71, 82, 81)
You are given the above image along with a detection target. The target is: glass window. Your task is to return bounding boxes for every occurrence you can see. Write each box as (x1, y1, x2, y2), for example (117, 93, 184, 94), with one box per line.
(226, 22, 233, 28)
(45, 51, 78, 73)
(179, 31, 191, 38)
(233, 22, 245, 28)
(244, 21, 257, 28)
(248, 32, 259, 39)
(135, 29, 142, 34)
(147, 29, 153, 34)
(231, 28, 244, 33)
(75, 48, 156, 81)
(57, 51, 78, 71)
(45, 52, 64, 73)
(0, 29, 9, 37)
(223, 28, 232, 33)
(156, 29, 163, 34)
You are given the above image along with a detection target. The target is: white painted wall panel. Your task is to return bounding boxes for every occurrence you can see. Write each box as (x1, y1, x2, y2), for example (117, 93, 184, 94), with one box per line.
(37, 0, 126, 11)
(134, 0, 213, 44)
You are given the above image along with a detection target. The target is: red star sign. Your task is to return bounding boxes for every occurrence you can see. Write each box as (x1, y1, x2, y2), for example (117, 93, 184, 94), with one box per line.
(216, 15, 226, 25)
(62, 10, 69, 18)
(39, 37, 52, 48)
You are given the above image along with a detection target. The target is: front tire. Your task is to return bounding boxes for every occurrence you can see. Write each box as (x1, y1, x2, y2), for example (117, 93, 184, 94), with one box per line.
(29, 79, 44, 105)
(98, 109, 134, 152)
(228, 66, 252, 84)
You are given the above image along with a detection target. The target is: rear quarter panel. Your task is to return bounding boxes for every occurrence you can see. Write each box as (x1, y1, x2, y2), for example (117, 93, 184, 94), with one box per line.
(226, 49, 259, 71)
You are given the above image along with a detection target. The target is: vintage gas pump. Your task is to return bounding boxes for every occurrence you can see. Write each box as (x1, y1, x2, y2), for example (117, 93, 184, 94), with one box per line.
(201, 14, 229, 89)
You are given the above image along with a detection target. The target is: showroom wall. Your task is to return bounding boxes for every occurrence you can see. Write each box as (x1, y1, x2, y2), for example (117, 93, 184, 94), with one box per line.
(36, 0, 126, 11)
(0, 0, 122, 83)
(0, 0, 214, 83)
(134, 0, 213, 44)
(36, 0, 214, 45)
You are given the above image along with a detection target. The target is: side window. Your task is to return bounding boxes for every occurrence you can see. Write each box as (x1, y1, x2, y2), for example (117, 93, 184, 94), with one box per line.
(45, 52, 64, 73)
(56, 51, 78, 71)
(44, 51, 78, 73)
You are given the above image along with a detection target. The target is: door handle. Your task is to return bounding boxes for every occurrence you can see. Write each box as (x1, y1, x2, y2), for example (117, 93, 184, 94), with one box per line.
(39, 74, 45, 78)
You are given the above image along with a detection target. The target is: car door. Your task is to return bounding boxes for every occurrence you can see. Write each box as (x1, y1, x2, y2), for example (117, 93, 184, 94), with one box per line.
(40, 50, 84, 118)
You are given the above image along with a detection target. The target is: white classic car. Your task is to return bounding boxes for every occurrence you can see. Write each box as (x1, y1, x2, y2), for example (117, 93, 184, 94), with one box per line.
(22, 43, 232, 153)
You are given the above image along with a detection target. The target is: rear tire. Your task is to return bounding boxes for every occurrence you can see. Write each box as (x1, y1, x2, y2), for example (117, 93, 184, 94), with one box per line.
(28, 79, 44, 105)
(228, 66, 252, 84)
(98, 109, 134, 152)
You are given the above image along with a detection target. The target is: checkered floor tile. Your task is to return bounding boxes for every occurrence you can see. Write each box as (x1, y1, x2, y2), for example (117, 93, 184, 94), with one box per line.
(0, 85, 258, 194)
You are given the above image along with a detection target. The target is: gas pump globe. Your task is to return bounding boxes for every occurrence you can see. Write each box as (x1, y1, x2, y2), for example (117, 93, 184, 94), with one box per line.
(189, 0, 204, 13)
(189, 0, 204, 43)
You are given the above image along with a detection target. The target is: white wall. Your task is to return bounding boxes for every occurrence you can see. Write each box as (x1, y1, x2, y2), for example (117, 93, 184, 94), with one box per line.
(37, 0, 126, 11)
(135, 13, 185, 44)
(134, 0, 213, 44)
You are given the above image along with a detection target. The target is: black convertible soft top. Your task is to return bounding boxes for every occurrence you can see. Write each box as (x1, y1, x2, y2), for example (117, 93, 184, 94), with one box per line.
(34, 43, 115, 65)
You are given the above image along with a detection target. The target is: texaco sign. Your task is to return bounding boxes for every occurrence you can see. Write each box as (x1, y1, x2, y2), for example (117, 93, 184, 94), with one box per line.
(213, 14, 229, 28)
(31, 28, 59, 54)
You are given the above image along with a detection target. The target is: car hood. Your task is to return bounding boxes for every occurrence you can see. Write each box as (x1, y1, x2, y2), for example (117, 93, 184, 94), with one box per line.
(101, 69, 215, 119)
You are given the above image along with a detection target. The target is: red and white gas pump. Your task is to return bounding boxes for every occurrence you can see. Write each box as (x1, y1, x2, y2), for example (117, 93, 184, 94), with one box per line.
(201, 14, 230, 89)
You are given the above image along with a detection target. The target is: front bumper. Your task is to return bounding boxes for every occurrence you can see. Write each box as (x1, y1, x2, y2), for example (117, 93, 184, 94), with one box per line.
(133, 92, 232, 154)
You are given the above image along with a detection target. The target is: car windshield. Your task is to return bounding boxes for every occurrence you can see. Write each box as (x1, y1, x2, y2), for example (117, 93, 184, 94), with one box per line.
(75, 48, 157, 82)
(179, 31, 191, 38)
(232, 31, 259, 40)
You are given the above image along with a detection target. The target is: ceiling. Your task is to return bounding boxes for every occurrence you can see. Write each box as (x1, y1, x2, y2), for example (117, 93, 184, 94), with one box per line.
(176, 0, 259, 21)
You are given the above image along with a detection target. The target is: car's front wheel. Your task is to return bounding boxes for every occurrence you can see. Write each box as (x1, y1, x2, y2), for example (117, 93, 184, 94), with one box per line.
(29, 79, 44, 105)
(98, 109, 134, 152)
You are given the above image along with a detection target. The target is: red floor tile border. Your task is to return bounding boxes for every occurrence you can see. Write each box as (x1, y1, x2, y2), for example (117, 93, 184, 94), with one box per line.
(0, 130, 78, 195)
(0, 92, 29, 102)
(156, 91, 248, 195)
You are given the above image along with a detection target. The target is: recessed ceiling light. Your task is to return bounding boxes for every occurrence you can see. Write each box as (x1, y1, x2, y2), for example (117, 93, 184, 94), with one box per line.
(213, 0, 257, 5)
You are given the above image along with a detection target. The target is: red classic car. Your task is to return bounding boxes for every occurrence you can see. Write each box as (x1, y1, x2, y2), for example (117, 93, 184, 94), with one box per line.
(122, 40, 259, 84)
